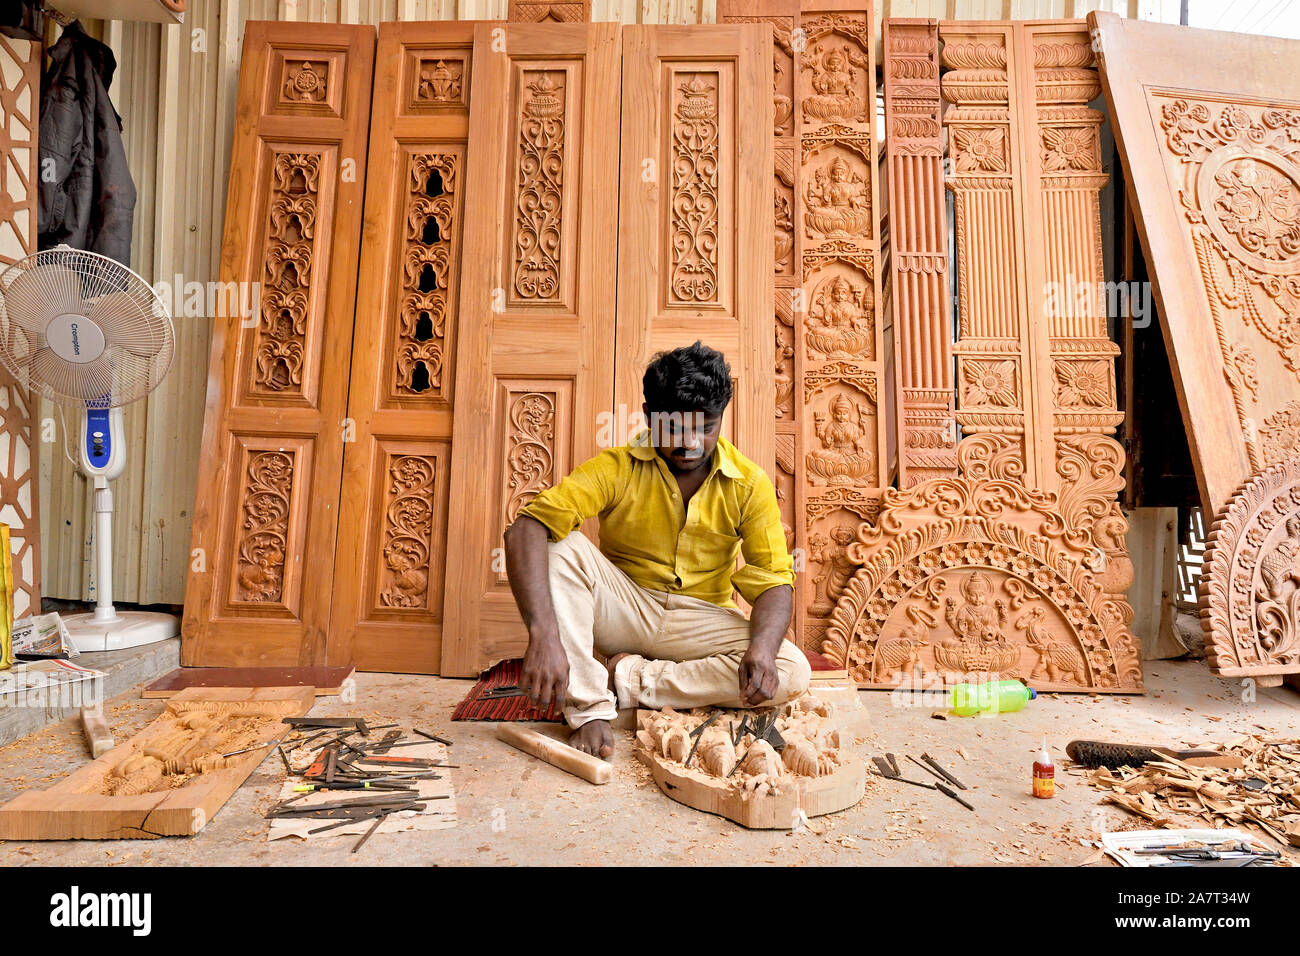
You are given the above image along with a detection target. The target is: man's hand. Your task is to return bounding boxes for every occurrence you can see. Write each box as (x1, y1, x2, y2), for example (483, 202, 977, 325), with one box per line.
(739, 646, 779, 706)
(521, 630, 569, 711)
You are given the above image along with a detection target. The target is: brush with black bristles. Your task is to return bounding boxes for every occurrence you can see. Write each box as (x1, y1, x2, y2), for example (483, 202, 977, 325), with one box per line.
(1065, 739, 1222, 770)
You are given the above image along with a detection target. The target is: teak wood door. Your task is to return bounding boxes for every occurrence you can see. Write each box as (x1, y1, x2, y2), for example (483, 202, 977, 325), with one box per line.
(439, 22, 622, 677)
(615, 24, 776, 478)
(326, 22, 477, 673)
(182, 22, 374, 667)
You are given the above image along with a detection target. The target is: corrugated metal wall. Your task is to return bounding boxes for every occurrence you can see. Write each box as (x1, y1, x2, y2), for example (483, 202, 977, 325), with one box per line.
(39, 0, 1149, 605)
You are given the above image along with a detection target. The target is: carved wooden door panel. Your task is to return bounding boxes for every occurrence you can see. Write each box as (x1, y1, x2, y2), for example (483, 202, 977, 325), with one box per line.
(326, 23, 475, 673)
(1090, 12, 1300, 681)
(181, 23, 375, 666)
(614, 23, 775, 478)
(440, 22, 622, 677)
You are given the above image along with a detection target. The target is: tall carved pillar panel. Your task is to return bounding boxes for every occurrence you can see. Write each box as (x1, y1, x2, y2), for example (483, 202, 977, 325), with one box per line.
(328, 22, 475, 674)
(182, 23, 375, 667)
(0, 35, 40, 620)
(441, 22, 622, 677)
(883, 19, 957, 488)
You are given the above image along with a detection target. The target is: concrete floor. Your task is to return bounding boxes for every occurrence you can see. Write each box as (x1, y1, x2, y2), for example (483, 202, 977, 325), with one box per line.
(0, 659, 1297, 866)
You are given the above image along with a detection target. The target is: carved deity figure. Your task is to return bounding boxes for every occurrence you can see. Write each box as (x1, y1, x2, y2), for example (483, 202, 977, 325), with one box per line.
(801, 44, 870, 122)
(104, 709, 270, 796)
(806, 274, 873, 357)
(935, 572, 1019, 679)
(1016, 606, 1086, 684)
(809, 524, 858, 614)
(803, 156, 872, 238)
(808, 394, 874, 483)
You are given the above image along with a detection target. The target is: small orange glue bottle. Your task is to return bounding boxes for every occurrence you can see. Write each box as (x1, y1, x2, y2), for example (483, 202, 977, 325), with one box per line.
(1032, 736, 1055, 799)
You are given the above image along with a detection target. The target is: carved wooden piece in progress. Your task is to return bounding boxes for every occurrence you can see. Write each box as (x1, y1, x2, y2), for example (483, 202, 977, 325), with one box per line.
(0, 35, 40, 620)
(0, 687, 315, 839)
(1090, 12, 1300, 522)
(718, 1, 885, 656)
(1200, 456, 1300, 683)
(819, 476, 1144, 692)
(441, 22, 620, 676)
(182, 23, 375, 666)
(634, 694, 865, 828)
(329, 22, 471, 674)
(883, 19, 957, 488)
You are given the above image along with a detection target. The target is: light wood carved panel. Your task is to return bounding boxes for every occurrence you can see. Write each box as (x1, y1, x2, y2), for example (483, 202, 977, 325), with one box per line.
(0, 687, 315, 840)
(716, 3, 883, 656)
(1200, 456, 1300, 683)
(1091, 13, 1300, 522)
(441, 22, 621, 677)
(508, 0, 591, 21)
(883, 19, 956, 488)
(614, 23, 776, 480)
(819, 476, 1143, 692)
(0, 35, 39, 620)
(182, 22, 375, 666)
(329, 23, 473, 675)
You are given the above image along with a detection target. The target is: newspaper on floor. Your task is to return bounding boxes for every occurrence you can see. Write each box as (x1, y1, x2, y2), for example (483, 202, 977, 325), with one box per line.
(1100, 828, 1280, 867)
(11, 612, 79, 658)
(267, 737, 456, 842)
(0, 657, 105, 710)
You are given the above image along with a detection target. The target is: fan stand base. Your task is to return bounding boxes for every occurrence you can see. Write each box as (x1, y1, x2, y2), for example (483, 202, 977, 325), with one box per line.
(64, 610, 180, 654)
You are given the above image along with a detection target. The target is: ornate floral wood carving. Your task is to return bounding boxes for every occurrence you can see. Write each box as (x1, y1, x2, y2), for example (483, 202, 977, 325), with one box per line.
(282, 59, 328, 104)
(395, 152, 458, 400)
(1090, 12, 1300, 518)
(378, 455, 437, 609)
(0, 35, 41, 618)
(514, 71, 566, 301)
(669, 72, 721, 305)
(820, 476, 1144, 692)
(255, 152, 320, 395)
(504, 391, 557, 525)
(413, 58, 465, 107)
(1200, 456, 1300, 682)
(234, 451, 294, 605)
(884, 20, 957, 487)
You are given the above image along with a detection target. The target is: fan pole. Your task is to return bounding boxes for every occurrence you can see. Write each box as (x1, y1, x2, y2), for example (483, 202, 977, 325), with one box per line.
(91, 475, 120, 622)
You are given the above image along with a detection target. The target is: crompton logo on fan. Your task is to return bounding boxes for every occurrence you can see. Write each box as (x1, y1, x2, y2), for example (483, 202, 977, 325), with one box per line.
(69, 322, 81, 356)
(49, 887, 151, 936)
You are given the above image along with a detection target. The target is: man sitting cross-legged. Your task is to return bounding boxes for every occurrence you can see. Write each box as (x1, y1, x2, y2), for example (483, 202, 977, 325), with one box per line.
(503, 341, 810, 758)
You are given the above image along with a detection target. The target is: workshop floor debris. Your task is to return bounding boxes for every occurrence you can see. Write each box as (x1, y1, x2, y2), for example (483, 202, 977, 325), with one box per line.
(0, 660, 1295, 866)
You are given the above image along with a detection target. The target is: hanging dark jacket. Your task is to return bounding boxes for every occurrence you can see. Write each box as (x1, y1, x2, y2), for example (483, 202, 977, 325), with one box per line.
(38, 21, 136, 266)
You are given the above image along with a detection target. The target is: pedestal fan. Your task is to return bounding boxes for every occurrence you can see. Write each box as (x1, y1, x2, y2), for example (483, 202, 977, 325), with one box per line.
(0, 246, 177, 652)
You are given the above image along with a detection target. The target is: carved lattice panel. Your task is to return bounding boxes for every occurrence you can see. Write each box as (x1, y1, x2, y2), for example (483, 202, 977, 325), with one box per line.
(508, 0, 591, 21)
(183, 23, 375, 666)
(0, 35, 40, 620)
(1092, 13, 1300, 522)
(441, 22, 621, 677)
(883, 19, 956, 488)
(329, 23, 473, 674)
(614, 23, 776, 485)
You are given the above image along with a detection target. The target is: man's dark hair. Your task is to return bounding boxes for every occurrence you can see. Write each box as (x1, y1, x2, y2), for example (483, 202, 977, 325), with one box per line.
(642, 342, 733, 415)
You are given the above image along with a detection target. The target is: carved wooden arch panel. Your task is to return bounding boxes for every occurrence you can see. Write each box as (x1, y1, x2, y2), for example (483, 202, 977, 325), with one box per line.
(819, 476, 1144, 692)
(508, 0, 591, 22)
(328, 22, 476, 674)
(182, 22, 375, 666)
(1200, 456, 1300, 683)
(1091, 12, 1300, 521)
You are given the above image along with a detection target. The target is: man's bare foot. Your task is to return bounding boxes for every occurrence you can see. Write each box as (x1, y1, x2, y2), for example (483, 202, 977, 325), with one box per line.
(570, 719, 614, 758)
(606, 652, 631, 692)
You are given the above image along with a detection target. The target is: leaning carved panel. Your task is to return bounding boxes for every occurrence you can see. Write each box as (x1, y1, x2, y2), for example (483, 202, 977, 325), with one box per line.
(820, 477, 1143, 692)
(377, 453, 439, 611)
(1200, 456, 1300, 681)
(668, 71, 723, 306)
(512, 70, 569, 304)
(884, 20, 957, 486)
(231, 448, 296, 607)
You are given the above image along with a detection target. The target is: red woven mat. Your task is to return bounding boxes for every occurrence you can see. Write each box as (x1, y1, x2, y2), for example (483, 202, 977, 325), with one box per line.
(451, 658, 563, 723)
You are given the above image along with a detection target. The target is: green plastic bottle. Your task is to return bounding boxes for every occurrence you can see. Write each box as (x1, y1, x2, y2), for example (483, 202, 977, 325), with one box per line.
(950, 680, 1036, 717)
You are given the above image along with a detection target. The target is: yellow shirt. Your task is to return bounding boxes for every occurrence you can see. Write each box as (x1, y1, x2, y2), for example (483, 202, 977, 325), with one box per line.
(519, 433, 794, 608)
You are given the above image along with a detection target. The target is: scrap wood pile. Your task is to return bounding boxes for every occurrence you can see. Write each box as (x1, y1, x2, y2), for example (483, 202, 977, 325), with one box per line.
(1081, 736, 1300, 851)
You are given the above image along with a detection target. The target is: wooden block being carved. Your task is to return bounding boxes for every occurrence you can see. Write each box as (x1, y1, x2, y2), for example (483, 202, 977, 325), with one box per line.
(634, 695, 865, 829)
(883, 19, 957, 487)
(0, 687, 314, 840)
(819, 476, 1144, 693)
(1090, 13, 1300, 520)
(1200, 457, 1300, 683)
